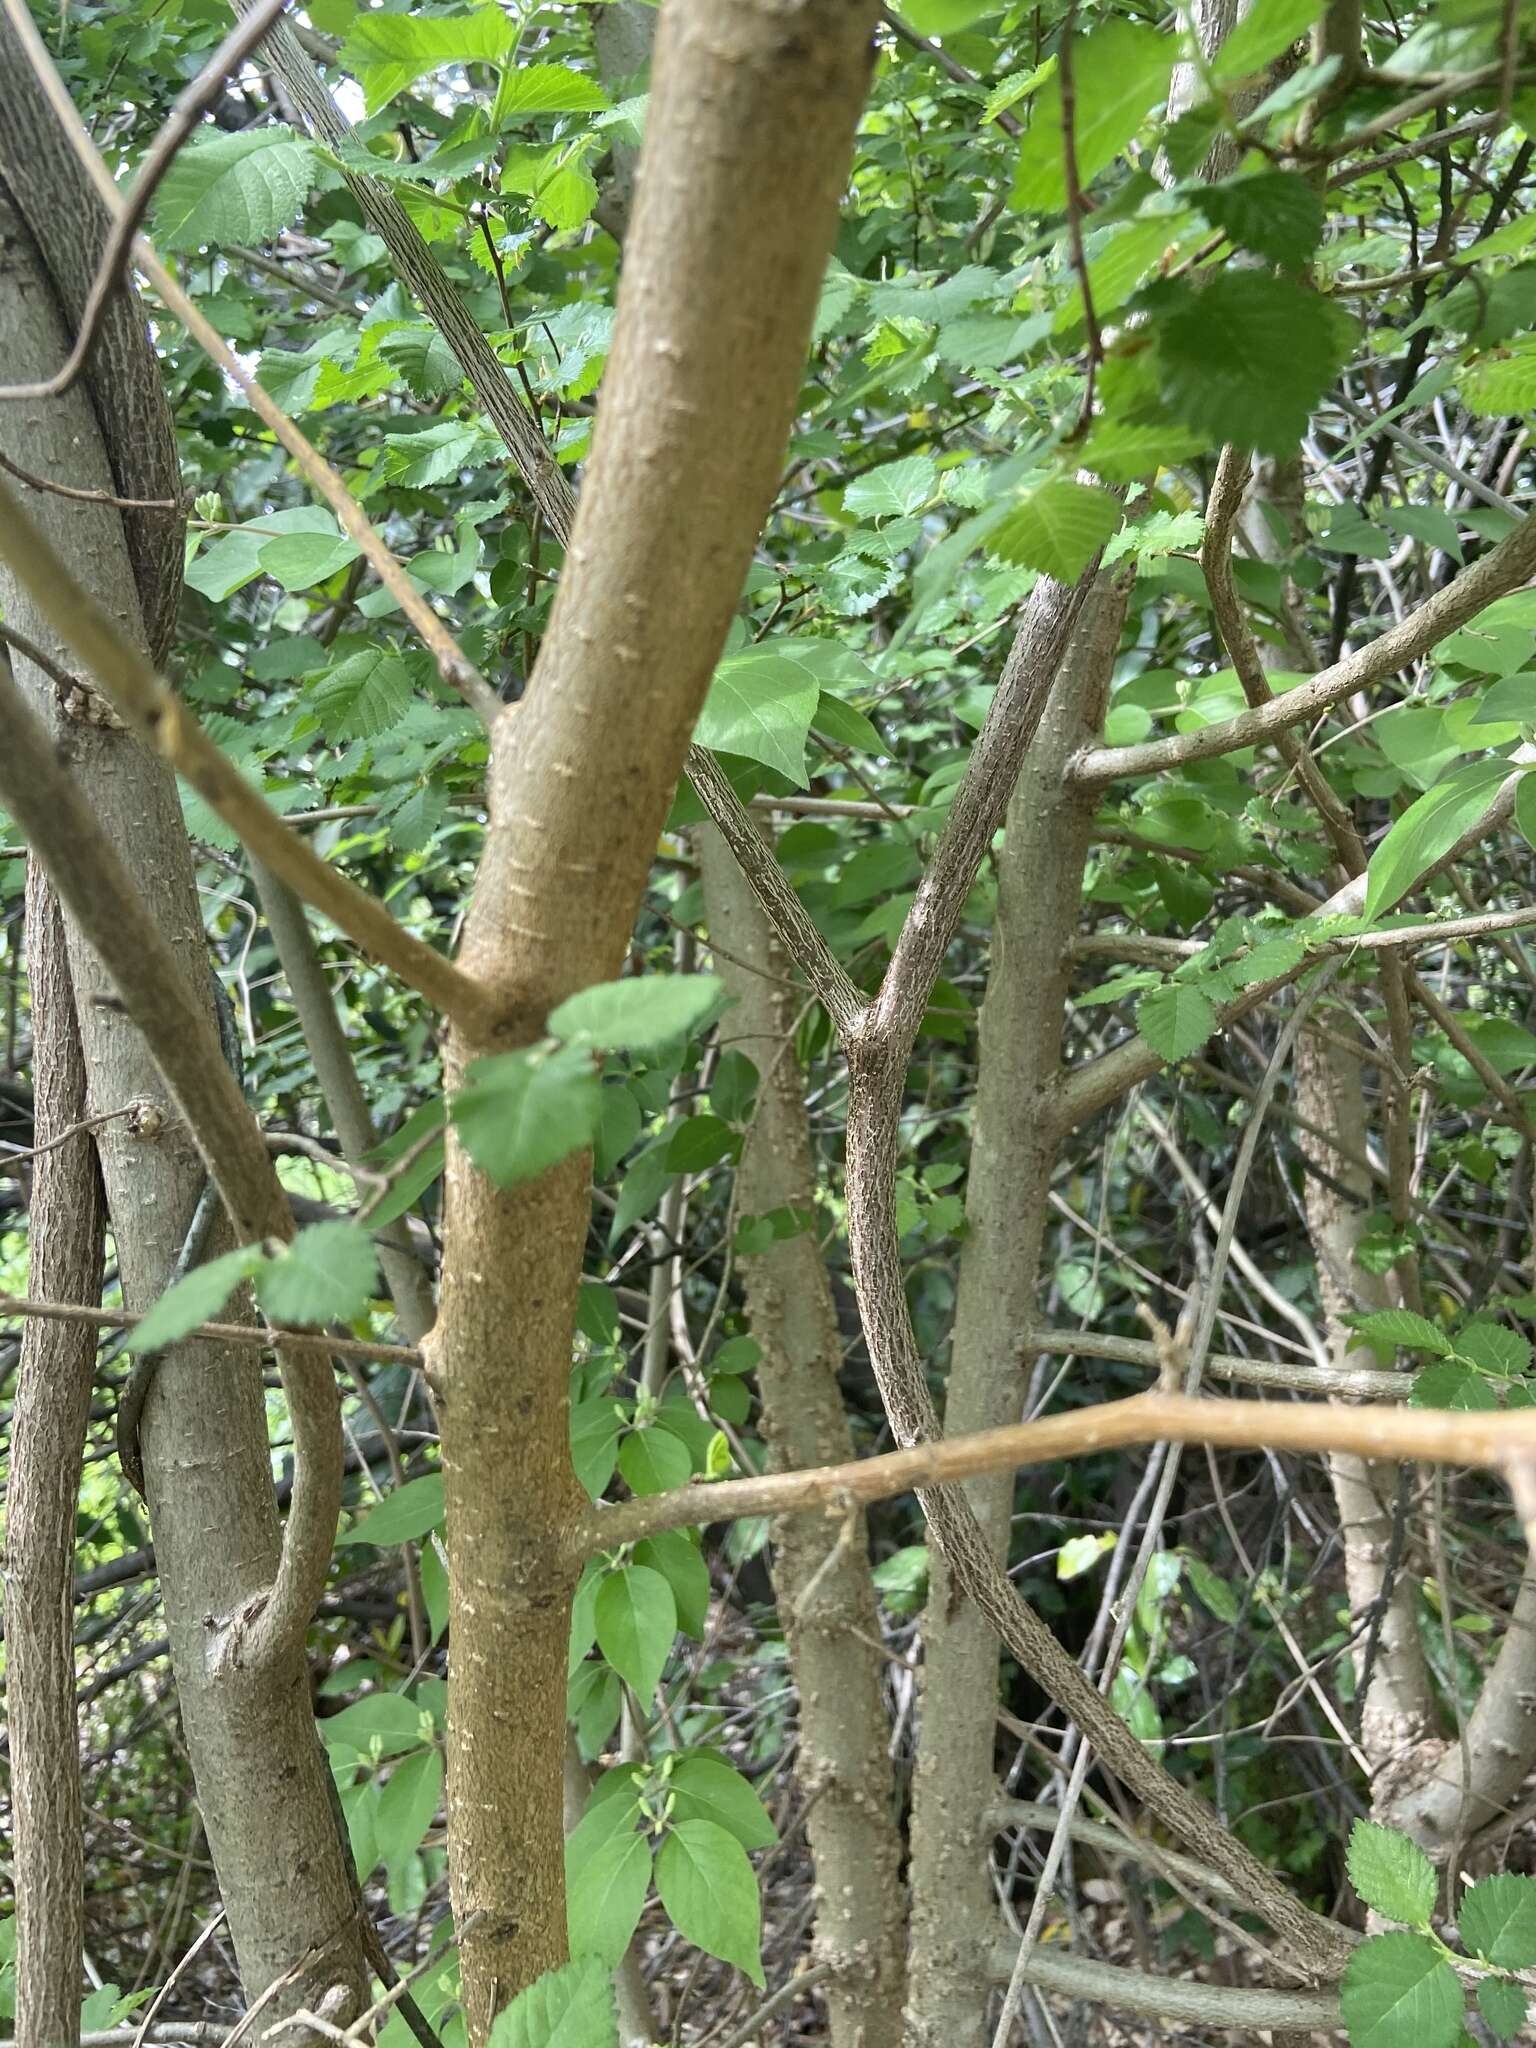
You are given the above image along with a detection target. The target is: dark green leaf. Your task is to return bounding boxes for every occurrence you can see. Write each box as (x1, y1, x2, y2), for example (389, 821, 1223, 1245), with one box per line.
(654, 1820, 765, 1987)
(1152, 273, 1354, 457)
(1195, 171, 1323, 270)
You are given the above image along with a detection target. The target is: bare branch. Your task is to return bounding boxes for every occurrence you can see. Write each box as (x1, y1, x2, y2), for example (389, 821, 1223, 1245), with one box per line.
(1074, 506, 1536, 785)
(576, 1386, 1536, 1554)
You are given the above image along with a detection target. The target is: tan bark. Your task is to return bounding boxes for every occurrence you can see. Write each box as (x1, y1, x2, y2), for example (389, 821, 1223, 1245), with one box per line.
(429, 6, 882, 2030)
(5, 869, 103, 2048)
(1295, 1027, 1435, 1761)
(904, 581, 1130, 2048)
(698, 822, 906, 2047)
(0, 126, 365, 2020)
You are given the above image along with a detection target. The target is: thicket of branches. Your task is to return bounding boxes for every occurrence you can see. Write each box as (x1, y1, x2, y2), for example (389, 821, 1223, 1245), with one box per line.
(5, 1, 1536, 2046)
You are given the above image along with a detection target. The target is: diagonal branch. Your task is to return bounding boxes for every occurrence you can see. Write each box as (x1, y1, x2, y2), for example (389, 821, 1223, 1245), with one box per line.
(0, 471, 496, 1036)
(1074, 505, 1536, 785)
(0, 653, 339, 1669)
(0, 0, 287, 402)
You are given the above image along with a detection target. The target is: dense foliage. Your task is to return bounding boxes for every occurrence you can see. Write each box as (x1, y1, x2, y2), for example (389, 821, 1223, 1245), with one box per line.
(6, 0, 1536, 2043)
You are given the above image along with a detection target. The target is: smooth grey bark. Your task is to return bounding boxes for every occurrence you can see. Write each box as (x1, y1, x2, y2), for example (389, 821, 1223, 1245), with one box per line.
(4, 869, 104, 2048)
(0, 154, 366, 2020)
(699, 821, 907, 2048)
(904, 581, 1130, 2048)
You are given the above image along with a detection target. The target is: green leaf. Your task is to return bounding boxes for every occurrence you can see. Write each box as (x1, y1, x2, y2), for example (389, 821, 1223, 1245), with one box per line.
(566, 1822, 651, 1968)
(810, 691, 883, 757)
(571, 1400, 623, 1501)
(1351, 1310, 1452, 1359)
(903, 0, 998, 29)
(155, 126, 318, 251)
(1058, 1532, 1114, 1580)
(549, 975, 723, 1053)
(1409, 1361, 1498, 1411)
(495, 63, 609, 121)
(1195, 171, 1323, 270)
(340, 1475, 445, 1547)
(668, 1755, 777, 1850)
(310, 650, 416, 742)
(633, 1532, 710, 1639)
(377, 325, 465, 398)
(617, 1425, 693, 1497)
(1471, 672, 1536, 726)
(363, 1101, 446, 1230)
(844, 455, 938, 520)
(695, 648, 821, 784)
(488, 1958, 617, 2048)
(341, 9, 516, 114)
(1152, 273, 1354, 457)
(990, 482, 1121, 582)
(666, 1115, 737, 1173)
(1364, 758, 1509, 918)
(376, 1748, 442, 1887)
(1339, 1934, 1462, 2048)
(124, 1243, 265, 1354)
(1455, 1320, 1532, 1378)
(1212, 0, 1326, 79)
(1346, 1820, 1437, 1926)
(451, 1044, 603, 1189)
(1460, 1871, 1536, 1967)
(257, 1222, 381, 1326)
(261, 527, 363, 592)
(710, 1052, 760, 1125)
(1011, 21, 1176, 215)
(321, 1693, 429, 1758)
(654, 1820, 765, 1988)
(1135, 983, 1217, 1063)
(1183, 1553, 1239, 1622)
(185, 509, 342, 602)
(594, 1564, 676, 1700)
(1478, 1976, 1528, 2041)
(1381, 505, 1464, 563)
(1462, 339, 1536, 418)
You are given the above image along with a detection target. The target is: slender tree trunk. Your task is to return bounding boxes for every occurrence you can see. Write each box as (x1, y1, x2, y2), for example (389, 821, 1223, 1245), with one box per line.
(0, 135, 366, 2020)
(4, 868, 104, 2048)
(429, 7, 882, 2030)
(1294, 1027, 1435, 1758)
(904, 580, 1130, 2048)
(698, 821, 907, 2048)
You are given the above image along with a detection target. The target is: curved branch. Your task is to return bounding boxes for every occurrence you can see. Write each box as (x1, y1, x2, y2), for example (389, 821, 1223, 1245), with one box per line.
(0, 657, 338, 1669)
(0, 470, 496, 1035)
(1074, 506, 1536, 786)
(575, 1387, 1535, 1554)
(0, 0, 288, 402)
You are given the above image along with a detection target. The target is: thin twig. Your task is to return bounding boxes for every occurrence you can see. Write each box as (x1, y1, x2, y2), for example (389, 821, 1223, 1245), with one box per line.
(0, 0, 290, 402)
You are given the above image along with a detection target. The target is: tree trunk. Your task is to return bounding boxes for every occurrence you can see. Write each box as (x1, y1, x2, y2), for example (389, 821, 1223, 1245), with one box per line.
(904, 579, 1130, 2048)
(0, 136, 367, 2022)
(698, 821, 907, 2048)
(5, 868, 104, 2048)
(429, 6, 882, 2030)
